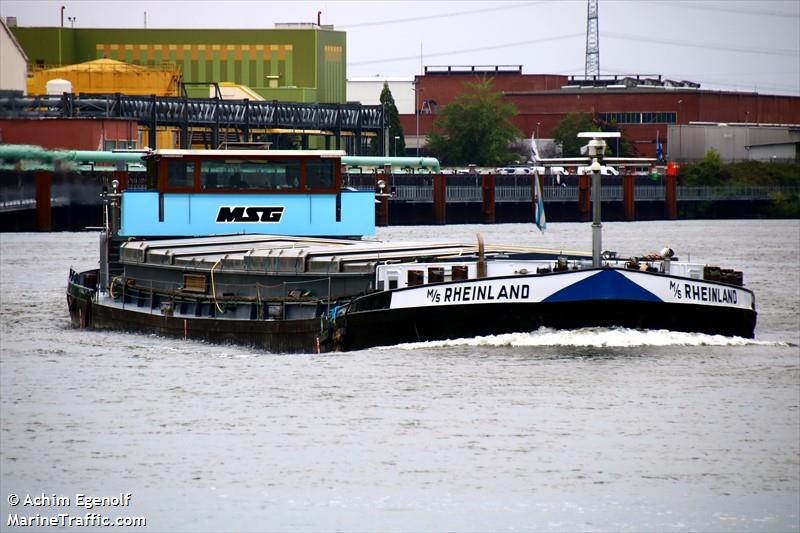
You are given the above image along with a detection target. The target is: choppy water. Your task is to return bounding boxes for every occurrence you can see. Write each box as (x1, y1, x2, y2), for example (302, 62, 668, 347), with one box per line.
(1, 220, 798, 532)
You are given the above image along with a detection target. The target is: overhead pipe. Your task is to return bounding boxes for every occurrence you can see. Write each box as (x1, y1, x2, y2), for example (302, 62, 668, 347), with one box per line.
(0, 144, 147, 164)
(0, 145, 439, 171)
(342, 156, 440, 173)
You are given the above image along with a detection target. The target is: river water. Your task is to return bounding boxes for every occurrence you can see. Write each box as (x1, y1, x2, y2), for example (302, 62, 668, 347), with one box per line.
(1, 220, 798, 532)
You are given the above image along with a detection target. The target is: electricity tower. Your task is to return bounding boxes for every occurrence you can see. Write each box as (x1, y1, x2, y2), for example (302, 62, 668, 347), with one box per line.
(585, 0, 600, 77)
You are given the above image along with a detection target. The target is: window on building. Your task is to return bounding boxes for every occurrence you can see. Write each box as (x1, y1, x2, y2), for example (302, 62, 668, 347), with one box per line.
(601, 111, 677, 124)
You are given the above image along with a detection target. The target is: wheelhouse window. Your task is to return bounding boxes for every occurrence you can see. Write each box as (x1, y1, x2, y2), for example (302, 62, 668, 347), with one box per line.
(146, 158, 159, 189)
(305, 159, 336, 189)
(166, 160, 195, 189)
(201, 160, 300, 190)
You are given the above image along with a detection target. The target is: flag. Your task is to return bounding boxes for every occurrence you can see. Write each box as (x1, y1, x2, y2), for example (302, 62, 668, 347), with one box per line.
(656, 130, 664, 162)
(530, 132, 541, 162)
(534, 171, 546, 232)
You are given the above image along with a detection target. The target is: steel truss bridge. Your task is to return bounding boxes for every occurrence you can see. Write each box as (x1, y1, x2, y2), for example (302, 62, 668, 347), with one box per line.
(0, 93, 386, 154)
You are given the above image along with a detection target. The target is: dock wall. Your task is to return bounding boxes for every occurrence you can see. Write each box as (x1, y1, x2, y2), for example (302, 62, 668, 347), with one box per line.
(1, 170, 797, 231)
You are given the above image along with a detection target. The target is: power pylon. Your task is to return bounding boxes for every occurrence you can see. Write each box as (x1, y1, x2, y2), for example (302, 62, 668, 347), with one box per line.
(585, 0, 600, 77)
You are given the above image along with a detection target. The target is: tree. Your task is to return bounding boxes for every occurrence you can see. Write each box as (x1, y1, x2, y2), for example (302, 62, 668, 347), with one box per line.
(594, 117, 635, 157)
(370, 82, 405, 156)
(680, 148, 730, 185)
(426, 78, 521, 166)
(552, 112, 636, 157)
(551, 113, 599, 157)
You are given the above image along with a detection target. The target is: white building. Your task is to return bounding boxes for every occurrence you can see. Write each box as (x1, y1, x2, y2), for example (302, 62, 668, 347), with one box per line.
(0, 17, 28, 94)
(347, 77, 414, 114)
(668, 123, 800, 162)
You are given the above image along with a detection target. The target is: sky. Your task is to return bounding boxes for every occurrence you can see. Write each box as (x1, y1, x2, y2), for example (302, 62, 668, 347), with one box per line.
(2, 0, 798, 95)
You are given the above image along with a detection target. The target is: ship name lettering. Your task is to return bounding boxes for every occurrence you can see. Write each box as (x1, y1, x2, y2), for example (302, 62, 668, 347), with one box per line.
(683, 283, 737, 304)
(442, 283, 529, 303)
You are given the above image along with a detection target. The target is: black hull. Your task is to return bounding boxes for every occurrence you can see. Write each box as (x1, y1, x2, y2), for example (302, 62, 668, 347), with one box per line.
(68, 269, 757, 353)
(68, 270, 330, 353)
(332, 300, 757, 351)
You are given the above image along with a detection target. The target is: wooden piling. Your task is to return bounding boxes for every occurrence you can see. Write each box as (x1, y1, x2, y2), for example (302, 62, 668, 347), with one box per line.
(481, 174, 496, 224)
(376, 171, 389, 226)
(433, 174, 447, 225)
(578, 174, 591, 222)
(35, 170, 52, 231)
(665, 173, 678, 219)
(623, 173, 635, 221)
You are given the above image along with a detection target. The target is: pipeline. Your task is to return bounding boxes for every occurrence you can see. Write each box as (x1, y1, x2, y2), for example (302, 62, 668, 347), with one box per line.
(0, 145, 440, 172)
(0, 144, 147, 164)
(342, 156, 440, 173)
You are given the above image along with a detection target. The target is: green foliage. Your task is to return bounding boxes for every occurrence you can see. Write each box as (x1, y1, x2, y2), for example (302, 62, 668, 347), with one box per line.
(679, 150, 800, 186)
(551, 113, 598, 157)
(678, 153, 800, 217)
(680, 149, 729, 185)
(594, 117, 635, 157)
(426, 78, 522, 166)
(768, 191, 800, 217)
(551, 112, 635, 157)
(370, 82, 405, 156)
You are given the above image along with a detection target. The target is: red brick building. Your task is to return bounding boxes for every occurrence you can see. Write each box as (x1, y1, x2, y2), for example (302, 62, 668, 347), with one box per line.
(0, 118, 138, 150)
(400, 66, 800, 160)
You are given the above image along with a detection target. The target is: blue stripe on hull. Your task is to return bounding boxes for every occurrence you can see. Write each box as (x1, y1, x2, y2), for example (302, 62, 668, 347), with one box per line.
(543, 269, 661, 303)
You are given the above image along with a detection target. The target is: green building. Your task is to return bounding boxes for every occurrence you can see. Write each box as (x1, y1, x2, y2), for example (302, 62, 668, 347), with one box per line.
(11, 24, 346, 103)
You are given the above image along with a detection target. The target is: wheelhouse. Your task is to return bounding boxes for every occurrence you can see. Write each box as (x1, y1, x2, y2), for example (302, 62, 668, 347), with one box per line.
(120, 150, 375, 238)
(146, 149, 343, 195)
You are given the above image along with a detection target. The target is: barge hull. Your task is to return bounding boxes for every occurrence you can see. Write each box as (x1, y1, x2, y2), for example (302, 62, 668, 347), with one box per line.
(68, 273, 328, 354)
(334, 300, 757, 351)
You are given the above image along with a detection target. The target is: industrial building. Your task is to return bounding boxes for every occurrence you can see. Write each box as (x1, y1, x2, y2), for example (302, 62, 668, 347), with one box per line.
(10, 23, 346, 103)
(2, 21, 385, 153)
(6, 18, 800, 162)
(400, 66, 800, 161)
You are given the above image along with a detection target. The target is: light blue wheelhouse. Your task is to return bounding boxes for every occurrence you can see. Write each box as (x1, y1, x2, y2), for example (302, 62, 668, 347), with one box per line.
(119, 149, 375, 238)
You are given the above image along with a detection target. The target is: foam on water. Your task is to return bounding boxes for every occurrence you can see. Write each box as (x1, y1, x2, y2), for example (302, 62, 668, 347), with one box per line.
(387, 327, 792, 350)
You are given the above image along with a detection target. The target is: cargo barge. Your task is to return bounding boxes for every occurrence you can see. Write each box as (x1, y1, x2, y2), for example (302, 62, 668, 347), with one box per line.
(65, 135, 757, 352)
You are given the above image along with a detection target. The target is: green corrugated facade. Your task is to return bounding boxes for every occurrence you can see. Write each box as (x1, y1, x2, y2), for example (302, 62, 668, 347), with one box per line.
(11, 27, 346, 103)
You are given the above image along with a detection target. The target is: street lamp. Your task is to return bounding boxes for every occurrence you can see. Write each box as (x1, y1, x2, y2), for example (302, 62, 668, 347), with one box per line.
(68, 16, 76, 28)
(394, 135, 400, 156)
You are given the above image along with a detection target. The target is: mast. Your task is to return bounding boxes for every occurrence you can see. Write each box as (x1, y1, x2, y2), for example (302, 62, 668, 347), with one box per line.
(577, 132, 619, 267)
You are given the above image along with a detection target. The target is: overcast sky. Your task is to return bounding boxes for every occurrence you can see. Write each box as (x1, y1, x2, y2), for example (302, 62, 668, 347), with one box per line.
(2, 0, 798, 95)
